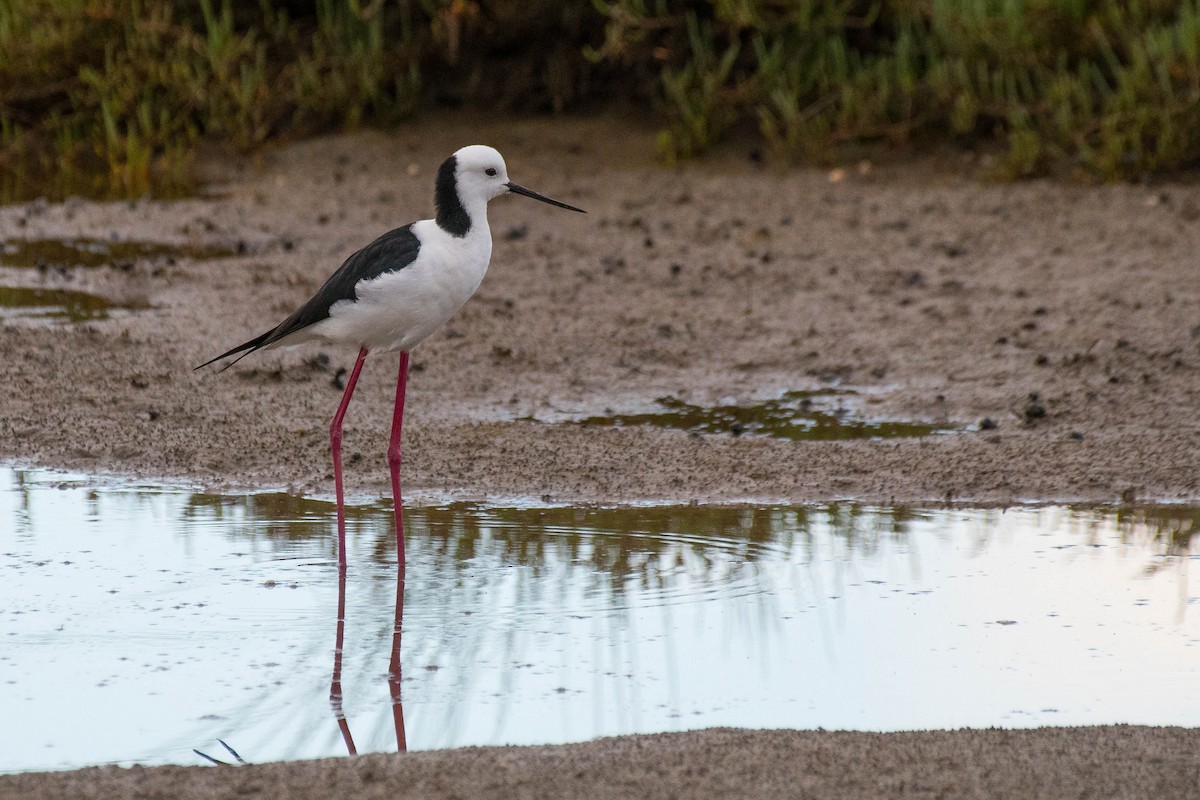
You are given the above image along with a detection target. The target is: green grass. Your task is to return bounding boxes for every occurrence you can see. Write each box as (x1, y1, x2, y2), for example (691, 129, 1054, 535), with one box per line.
(2, 0, 1199, 197)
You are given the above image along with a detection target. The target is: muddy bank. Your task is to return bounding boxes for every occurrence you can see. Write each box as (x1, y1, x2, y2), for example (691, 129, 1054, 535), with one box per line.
(3, 726, 1199, 800)
(2, 115, 1199, 505)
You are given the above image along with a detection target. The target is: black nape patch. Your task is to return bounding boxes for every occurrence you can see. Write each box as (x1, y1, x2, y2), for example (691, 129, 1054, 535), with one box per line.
(435, 155, 470, 237)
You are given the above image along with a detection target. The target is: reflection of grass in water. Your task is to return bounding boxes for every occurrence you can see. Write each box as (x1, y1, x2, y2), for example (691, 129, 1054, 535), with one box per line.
(172, 495, 938, 606)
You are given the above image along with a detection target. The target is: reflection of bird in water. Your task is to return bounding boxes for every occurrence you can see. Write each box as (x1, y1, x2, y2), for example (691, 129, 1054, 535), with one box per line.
(197, 146, 584, 570)
(331, 566, 407, 754)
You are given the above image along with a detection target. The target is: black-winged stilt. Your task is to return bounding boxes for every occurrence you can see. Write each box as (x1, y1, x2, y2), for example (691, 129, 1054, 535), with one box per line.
(197, 145, 584, 569)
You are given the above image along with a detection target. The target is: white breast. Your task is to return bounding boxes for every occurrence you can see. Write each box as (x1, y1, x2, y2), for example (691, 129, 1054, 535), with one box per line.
(311, 219, 492, 353)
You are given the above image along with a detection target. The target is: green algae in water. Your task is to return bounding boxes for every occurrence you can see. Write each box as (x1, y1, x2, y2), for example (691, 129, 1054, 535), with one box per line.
(0, 238, 238, 269)
(579, 392, 952, 441)
(0, 286, 117, 321)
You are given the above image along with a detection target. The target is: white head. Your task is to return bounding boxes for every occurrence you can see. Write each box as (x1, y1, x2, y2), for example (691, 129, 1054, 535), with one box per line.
(434, 145, 585, 236)
(450, 145, 512, 202)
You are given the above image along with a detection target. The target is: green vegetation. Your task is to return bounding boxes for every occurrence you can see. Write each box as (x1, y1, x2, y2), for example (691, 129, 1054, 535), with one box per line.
(2, 0, 1199, 196)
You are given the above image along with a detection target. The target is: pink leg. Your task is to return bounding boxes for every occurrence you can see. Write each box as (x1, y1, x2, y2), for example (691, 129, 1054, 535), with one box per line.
(387, 352, 410, 570)
(330, 346, 369, 569)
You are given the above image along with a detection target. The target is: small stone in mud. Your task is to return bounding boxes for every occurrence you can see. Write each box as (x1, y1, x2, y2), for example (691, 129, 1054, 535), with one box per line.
(935, 242, 967, 258)
(979, 418, 997, 431)
(1035, 354, 1049, 366)
(130, 376, 150, 389)
(1023, 394, 1046, 423)
(1069, 431, 1084, 440)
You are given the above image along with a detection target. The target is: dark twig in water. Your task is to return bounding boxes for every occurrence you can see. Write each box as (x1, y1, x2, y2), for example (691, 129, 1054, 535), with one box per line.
(193, 739, 248, 766)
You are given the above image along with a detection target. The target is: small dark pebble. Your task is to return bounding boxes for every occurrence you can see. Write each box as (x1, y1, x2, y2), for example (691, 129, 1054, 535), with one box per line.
(1069, 431, 1085, 440)
(1023, 395, 1047, 423)
(979, 418, 998, 430)
(1035, 354, 1049, 366)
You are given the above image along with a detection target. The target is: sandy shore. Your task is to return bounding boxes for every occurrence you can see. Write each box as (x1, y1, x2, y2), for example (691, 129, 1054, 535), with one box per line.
(2, 114, 1198, 795)
(3, 727, 1199, 799)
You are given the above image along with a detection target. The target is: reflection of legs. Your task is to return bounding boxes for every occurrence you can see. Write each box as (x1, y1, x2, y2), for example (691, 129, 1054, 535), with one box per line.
(387, 352, 410, 570)
(330, 565, 357, 755)
(388, 566, 408, 752)
(330, 347, 369, 569)
(387, 352, 409, 752)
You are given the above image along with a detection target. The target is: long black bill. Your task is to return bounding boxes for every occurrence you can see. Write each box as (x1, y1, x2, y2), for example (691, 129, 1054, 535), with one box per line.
(506, 182, 586, 213)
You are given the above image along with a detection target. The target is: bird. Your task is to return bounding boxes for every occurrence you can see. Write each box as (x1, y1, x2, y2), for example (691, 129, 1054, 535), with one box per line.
(196, 145, 585, 570)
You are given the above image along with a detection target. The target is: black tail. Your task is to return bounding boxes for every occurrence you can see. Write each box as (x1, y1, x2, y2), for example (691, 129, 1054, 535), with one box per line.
(194, 330, 274, 372)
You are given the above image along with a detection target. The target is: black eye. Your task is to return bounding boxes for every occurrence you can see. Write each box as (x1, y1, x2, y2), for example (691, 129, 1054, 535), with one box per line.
(485, 167, 497, 177)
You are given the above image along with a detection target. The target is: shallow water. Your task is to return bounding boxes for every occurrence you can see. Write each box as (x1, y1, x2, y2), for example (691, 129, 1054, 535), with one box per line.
(576, 391, 954, 440)
(0, 286, 131, 322)
(2, 467, 1197, 773)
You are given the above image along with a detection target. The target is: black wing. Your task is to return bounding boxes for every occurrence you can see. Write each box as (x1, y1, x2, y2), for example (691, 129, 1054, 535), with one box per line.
(195, 225, 421, 370)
